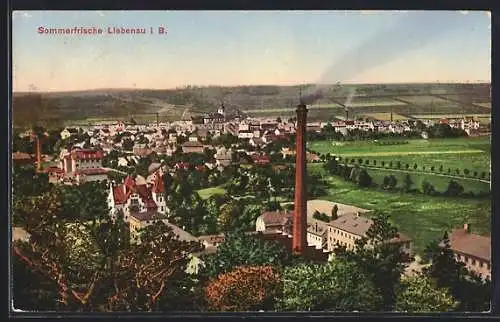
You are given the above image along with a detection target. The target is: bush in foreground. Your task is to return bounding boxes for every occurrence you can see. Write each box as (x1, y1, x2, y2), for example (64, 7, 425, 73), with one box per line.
(204, 265, 282, 311)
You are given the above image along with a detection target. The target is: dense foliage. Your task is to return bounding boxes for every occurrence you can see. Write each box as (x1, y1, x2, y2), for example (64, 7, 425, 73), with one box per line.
(278, 260, 382, 311)
(204, 266, 282, 311)
(200, 232, 292, 279)
(394, 274, 457, 312)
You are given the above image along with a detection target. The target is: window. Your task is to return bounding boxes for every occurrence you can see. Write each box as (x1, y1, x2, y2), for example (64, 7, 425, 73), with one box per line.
(472, 259, 476, 265)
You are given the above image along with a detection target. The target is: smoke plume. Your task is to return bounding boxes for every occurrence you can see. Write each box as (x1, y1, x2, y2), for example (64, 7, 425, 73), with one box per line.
(300, 11, 472, 104)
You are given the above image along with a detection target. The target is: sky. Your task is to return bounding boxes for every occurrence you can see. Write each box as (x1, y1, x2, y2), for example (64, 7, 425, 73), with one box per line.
(12, 10, 491, 92)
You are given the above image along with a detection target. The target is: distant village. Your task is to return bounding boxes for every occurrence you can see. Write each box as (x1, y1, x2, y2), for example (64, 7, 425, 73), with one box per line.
(12, 105, 491, 281)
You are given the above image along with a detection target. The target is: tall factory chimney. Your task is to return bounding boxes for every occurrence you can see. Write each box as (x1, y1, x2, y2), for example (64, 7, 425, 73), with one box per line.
(344, 108, 349, 121)
(293, 100, 308, 254)
(36, 136, 42, 171)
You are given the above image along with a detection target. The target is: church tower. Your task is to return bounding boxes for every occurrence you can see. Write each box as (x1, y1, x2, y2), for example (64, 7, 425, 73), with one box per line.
(217, 103, 225, 117)
(152, 174, 168, 215)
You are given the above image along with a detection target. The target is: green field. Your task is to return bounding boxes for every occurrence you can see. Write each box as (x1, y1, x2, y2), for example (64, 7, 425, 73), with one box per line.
(397, 96, 452, 105)
(411, 114, 491, 119)
(362, 112, 409, 121)
(310, 137, 489, 156)
(346, 101, 406, 107)
(309, 137, 490, 181)
(196, 186, 226, 200)
(307, 163, 491, 253)
(349, 153, 490, 176)
(363, 167, 490, 195)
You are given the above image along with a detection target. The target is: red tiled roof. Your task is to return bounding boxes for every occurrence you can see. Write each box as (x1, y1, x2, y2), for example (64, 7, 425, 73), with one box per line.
(259, 211, 293, 227)
(74, 168, 108, 176)
(449, 229, 490, 261)
(113, 175, 161, 207)
(130, 210, 166, 222)
(113, 186, 128, 204)
(71, 149, 105, 160)
(44, 167, 64, 174)
(12, 152, 32, 160)
(152, 173, 165, 193)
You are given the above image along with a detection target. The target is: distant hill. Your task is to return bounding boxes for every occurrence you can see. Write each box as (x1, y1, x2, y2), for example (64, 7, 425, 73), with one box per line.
(12, 83, 491, 126)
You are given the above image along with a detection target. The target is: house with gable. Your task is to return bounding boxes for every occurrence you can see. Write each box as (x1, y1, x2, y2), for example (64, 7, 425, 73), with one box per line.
(108, 172, 168, 222)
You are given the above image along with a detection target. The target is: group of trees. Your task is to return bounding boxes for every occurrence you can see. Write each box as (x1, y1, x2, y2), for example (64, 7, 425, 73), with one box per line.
(318, 152, 488, 181)
(323, 157, 487, 198)
(12, 162, 491, 313)
(324, 159, 373, 188)
(198, 213, 490, 312)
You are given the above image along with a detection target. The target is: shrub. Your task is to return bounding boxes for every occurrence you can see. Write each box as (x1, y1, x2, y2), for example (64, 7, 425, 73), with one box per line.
(444, 180, 464, 197)
(278, 261, 382, 311)
(463, 169, 470, 176)
(413, 164, 418, 170)
(204, 265, 282, 311)
(421, 180, 435, 195)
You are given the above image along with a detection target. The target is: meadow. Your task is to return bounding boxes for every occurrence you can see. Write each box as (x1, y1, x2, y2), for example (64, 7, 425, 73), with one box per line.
(196, 186, 226, 200)
(307, 163, 491, 253)
(309, 137, 490, 184)
(361, 112, 409, 121)
(396, 95, 452, 105)
(411, 113, 491, 119)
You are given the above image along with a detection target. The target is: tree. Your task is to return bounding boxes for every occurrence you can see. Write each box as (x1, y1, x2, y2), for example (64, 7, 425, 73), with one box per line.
(463, 169, 470, 176)
(394, 274, 458, 312)
(421, 180, 435, 196)
(334, 212, 412, 310)
(444, 180, 464, 197)
(331, 204, 339, 220)
(423, 233, 490, 311)
(218, 200, 244, 232)
(278, 260, 383, 311)
(12, 197, 203, 313)
(200, 232, 291, 279)
(413, 164, 418, 170)
(439, 165, 444, 173)
(403, 174, 413, 192)
(357, 169, 372, 187)
(204, 265, 282, 311)
(313, 211, 330, 222)
(122, 138, 134, 151)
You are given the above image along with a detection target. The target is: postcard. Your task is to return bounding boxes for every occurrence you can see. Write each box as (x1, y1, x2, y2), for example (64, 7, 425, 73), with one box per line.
(11, 10, 491, 313)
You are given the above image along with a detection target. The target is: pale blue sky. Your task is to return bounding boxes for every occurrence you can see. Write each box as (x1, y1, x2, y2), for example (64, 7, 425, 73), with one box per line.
(12, 10, 491, 92)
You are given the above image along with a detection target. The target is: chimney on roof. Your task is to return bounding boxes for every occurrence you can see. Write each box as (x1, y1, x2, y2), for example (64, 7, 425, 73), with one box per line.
(464, 223, 471, 233)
